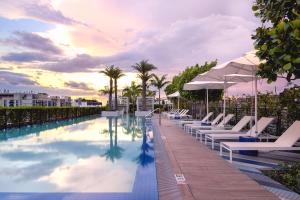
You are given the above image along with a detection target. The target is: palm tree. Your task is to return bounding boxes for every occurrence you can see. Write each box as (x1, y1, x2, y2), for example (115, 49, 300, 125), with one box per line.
(102, 117, 124, 162)
(111, 67, 124, 111)
(151, 74, 169, 107)
(99, 86, 113, 96)
(132, 60, 157, 111)
(122, 81, 142, 112)
(100, 66, 115, 110)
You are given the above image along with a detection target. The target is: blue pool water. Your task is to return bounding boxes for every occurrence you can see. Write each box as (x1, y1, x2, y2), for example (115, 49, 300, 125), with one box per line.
(0, 115, 158, 200)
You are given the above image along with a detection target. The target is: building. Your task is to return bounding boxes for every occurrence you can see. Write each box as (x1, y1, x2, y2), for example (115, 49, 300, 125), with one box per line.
(0, 91, 71, 107)
(72, 98, 102, 107)
(136, 96, 154, 111)
(50, 96, 72, 107)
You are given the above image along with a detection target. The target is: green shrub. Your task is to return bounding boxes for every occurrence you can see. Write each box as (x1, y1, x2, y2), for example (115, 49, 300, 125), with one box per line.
(0, 107, 102, 129)
(263, 162, 300, 194)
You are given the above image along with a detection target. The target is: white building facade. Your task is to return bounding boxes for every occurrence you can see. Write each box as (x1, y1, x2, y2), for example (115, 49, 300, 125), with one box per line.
(0, 92, 71, 107)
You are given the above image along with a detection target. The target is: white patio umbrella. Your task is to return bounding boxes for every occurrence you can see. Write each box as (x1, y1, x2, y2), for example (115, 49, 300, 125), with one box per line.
(184, 81, 235, 116)
(192, 51, 261, 135)
(167, 91, 180, 109)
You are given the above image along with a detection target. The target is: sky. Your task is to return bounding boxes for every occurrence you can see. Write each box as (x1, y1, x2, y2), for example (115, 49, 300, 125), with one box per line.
(0, 0, 296, 103)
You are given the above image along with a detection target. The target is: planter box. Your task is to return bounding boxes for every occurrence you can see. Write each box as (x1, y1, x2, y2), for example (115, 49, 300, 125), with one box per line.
(102, 111, 120, 117)
(135, 111, 152, 117)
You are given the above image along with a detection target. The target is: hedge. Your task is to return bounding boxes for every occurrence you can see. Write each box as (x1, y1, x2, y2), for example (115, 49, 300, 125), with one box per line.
(0, 107, 102, 129)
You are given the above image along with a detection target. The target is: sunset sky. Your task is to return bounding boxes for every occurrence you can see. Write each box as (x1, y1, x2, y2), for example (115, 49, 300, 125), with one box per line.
(0, 0, 297, 103)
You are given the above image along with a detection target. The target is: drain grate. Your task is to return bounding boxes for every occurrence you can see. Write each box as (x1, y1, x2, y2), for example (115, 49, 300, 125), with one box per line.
(174, 174, 186, 184)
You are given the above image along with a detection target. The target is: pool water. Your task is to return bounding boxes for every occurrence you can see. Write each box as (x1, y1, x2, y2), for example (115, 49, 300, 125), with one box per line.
(0, 115, 158, 200)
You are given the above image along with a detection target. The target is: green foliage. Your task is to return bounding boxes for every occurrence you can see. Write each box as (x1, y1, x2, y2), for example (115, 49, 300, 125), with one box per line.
(132, 60, 157, 111)
(151, 74, 169, 106)
(165, 61, 222, 101)
(0, 107, 102, 129)
(100, 65, 115, 110)
(122, 81, 142, 112)
(252, 0, 300, 82)
(263, 162, 300, 194)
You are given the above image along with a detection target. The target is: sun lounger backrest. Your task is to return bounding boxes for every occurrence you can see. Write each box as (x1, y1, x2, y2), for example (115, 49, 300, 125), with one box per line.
(177, 109, 184, 115)
(275, 121, 300, 147)
(232, 116, 253, 132)
(179, 109, 187, 115)
(211, 113, 224, 125)
(201, 112, 213, 122)
(246, 117, 274, 136)
(217, 114, 234, 127)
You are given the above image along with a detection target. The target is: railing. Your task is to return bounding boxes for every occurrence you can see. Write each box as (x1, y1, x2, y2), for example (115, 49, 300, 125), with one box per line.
(145, 108, 160, 118)
(145, 108, 162, 125)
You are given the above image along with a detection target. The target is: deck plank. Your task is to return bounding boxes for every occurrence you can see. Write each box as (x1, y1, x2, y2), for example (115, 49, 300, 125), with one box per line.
(154, 117, 279, 200)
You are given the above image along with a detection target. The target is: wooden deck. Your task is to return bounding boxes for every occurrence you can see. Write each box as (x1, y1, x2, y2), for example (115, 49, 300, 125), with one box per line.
(153, 117, 279, 200)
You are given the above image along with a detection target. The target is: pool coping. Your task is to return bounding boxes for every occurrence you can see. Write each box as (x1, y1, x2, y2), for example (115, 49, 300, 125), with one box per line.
(152, 116, 279, 200)
(152, 119, 186, 200)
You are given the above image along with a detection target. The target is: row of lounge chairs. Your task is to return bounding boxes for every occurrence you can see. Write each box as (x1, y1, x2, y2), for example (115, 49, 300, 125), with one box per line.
(173, 112, 300, 162)
(162, 109, 192, 119)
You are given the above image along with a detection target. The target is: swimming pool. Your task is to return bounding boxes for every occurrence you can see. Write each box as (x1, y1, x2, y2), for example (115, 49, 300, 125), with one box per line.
(0, 115, 158, 200)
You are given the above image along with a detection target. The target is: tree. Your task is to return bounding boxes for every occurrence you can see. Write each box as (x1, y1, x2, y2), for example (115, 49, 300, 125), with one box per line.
(100, 65, 115, 110)
(151, 74, 169, 107)
(132, 60, 157, 111)
(164, 61, 220, 101)
(111, 67, 124, 111)
(99, 86, 110, 95)
(122, 81, 142, 112)
(252, 0, 300, 82)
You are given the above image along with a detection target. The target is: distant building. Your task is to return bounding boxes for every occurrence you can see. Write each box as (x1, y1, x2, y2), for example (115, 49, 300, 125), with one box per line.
(72, 98, 102, 107)
(50, 96, 72, 107)
(0, 91, 71, 107)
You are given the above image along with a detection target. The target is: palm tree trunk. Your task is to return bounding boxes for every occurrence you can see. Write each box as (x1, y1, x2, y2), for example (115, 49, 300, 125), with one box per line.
(114, 79, 118, 111)
(114, 117, 118, 146)
(109, 117, 113, 148)
(142, 80, 146, 111)
(158, 88, 161, 107)
(109, 78, 113, 110)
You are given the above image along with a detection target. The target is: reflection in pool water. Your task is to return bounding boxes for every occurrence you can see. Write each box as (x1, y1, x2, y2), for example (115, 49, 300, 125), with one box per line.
(0, 115, 156, 195)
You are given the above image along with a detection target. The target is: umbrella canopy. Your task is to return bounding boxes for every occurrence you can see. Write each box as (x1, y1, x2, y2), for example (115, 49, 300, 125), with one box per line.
(183, 81, 236, 116)
(184, 81, 235, 90)
(167, 91, 180, 109)
(193, 51, 259, 82)
(167, 91, 180, 98)
(191, 52, 261, 134)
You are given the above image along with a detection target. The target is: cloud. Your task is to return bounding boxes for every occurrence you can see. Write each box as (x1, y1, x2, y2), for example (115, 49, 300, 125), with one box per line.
(2, 32, 63, 55)
(64, 81, 95, 91)
(41, 51, 140, 72)
(0, 0, 84, 26)
(128, 15, 257, 74)
(43, 54, 102, 72)
(0, 71, 37, 86)
(39, 14, 256, 75)
(1, 52, 58, 62)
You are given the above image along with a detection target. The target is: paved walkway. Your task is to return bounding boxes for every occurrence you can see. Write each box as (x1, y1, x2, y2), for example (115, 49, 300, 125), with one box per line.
(153, 117, 279, 200)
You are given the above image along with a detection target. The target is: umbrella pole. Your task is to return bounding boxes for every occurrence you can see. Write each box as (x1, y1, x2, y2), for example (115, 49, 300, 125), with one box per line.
(223, 80, 226, 125)
(178, 97, 180, 110)
(206, 88, 209, 116)
(255, 76, 258, 135)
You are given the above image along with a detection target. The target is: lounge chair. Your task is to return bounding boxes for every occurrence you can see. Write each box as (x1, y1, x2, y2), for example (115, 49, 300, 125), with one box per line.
(206, 117, 274, 149)
(195, 116, 253, 142)
(163, 109, 179, 118)
(171, 110, 191, 120)
(185, 113, 223, 133)
(220, 121, 300, 162)
(185, 113, 229, 134)
(167, 109, 186, 119)
(177, 112, 213, 128)
(188, 114, 235, 134)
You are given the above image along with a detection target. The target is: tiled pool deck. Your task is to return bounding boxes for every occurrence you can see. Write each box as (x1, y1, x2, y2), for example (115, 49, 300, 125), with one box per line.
(152, 116, 279, 200)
